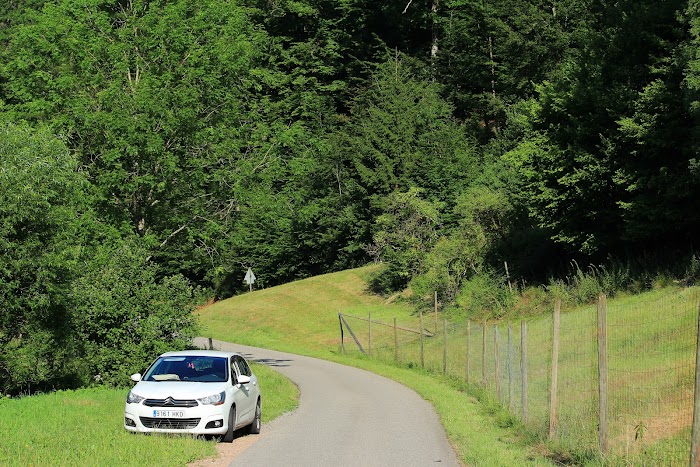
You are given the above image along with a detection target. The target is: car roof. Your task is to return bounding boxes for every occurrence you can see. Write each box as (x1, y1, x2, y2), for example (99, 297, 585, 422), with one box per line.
(158, 350, 243, 359)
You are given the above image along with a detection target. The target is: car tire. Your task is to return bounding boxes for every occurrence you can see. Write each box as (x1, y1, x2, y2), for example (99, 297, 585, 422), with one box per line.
(248, 399, 261, 435)
(222, 406, 236, 443)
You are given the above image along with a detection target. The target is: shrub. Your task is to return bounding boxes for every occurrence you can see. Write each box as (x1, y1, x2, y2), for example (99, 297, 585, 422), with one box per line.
(71, 241, 201, 387)
(456, 271, 516, 318)
(684, 254, 700, 285)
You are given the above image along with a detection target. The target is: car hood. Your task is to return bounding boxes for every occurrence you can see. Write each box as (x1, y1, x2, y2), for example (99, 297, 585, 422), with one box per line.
(131, 381, 229, 399)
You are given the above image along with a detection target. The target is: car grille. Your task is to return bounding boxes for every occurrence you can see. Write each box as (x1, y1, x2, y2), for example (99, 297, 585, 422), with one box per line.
(140, 417, 201, 429)
(144, 398, 198, 408)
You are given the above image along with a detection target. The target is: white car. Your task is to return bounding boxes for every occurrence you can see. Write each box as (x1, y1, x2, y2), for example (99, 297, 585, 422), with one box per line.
(124, 350, 261, 441)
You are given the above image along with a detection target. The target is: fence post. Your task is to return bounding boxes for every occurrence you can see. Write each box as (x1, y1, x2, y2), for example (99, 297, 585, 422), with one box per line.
(495, 324, 501, 402)
(368, 312, 372, 357)
(443, 319, 447, 375)
(689, 301, 700, 466)
(435, 291, 439, 335)
(338, 313, 345, 353)
(521, 320, 528, 425)
(466, 319, 471, 384)
(597, 293, 609, 456)
(505, 260, 513, 293)
(394, 317, 399, 362)
(482, 319, 487, 385)
(208, 337, 213, 350)
(549, 299, 561, 440)
(420, 310, 425, 369)
(508, 322, 514, 412)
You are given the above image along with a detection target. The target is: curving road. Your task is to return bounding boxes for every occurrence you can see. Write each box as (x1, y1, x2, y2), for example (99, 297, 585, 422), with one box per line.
(193, 338, 460, 467)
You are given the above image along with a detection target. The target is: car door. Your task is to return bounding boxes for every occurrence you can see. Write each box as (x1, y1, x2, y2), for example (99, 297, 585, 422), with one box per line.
(230, 356, 254, 425)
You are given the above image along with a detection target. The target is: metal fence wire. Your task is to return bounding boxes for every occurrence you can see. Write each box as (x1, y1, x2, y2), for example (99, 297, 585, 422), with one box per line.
(338, 287, 700, 465)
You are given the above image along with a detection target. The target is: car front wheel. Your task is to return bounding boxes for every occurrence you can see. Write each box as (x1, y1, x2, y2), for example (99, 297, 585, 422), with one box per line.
(248, 399, 261, 435)
(222, 406, 236, 443)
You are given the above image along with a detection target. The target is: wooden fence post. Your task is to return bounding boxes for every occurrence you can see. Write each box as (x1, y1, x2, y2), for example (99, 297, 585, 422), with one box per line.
(521, 320, 528, 425)
(482, 319, 487, 385)
(495, 324, 501, 402)
(338, 313, 345, 353)
(434, 291, 439, 335)
(690, 301, 700, 466)
(368, 312, 372, 357)
(597, 293, 609, 455)
(443, 319, 447, 375)
(508, 322, 514, 412)
(466, 320, 471, 384)
(549, 299, 561, 440)
(394, 317, 398, 362)
(420, 310, 425, 369)
(208, 337, 213, 351)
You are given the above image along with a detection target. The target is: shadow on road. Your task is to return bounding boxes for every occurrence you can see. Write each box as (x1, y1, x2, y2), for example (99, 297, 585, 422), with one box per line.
(239, 353, 294, 368)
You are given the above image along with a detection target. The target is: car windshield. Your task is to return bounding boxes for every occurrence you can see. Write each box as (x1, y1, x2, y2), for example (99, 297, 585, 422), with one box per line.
(143, 356, 229, 383)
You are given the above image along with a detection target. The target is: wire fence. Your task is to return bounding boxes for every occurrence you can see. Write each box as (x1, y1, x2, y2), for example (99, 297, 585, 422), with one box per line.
(338, 288, 700, 465)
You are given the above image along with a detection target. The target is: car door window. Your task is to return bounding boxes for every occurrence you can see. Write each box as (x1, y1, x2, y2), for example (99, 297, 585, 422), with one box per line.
(235, 356, 252, 377)
(229, 359, 239, 384)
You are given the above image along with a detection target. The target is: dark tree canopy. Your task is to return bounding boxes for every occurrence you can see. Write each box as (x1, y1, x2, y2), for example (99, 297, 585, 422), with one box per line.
(1, 0, 699, 393)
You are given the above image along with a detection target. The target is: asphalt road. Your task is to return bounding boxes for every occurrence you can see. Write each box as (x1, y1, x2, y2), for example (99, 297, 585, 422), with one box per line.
(193, 338, 460, 467)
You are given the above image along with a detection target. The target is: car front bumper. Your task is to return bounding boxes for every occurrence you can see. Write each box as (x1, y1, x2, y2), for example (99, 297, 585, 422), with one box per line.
(124, 402, 231, 435)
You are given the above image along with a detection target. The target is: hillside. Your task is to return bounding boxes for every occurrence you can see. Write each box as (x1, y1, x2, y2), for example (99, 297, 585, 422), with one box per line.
(197, 264, 417, 354)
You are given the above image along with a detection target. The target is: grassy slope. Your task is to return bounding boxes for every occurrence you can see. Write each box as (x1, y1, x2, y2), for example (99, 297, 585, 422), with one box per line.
(197, 265, 553, 466)
(199, 265, 414, 353)
(0, 363, 298, 466)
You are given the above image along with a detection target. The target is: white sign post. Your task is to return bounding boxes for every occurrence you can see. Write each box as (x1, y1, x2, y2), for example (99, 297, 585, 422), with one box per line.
(244, 268, 256, 292)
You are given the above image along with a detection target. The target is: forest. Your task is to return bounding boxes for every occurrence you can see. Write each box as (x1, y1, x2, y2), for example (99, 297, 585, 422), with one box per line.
(1, 0, 700, 395)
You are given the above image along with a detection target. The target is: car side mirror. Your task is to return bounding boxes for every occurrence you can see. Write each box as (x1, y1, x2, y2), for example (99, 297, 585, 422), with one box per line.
(130, 373, 142, 382)
(237, 375, 251, 385)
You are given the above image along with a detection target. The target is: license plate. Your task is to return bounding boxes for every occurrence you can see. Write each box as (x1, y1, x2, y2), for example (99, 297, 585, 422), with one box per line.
(153, 410, 185, 418)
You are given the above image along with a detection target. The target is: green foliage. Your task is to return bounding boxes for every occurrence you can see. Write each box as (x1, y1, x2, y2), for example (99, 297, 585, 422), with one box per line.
(455, 271, 515, 318)
(435, 0, 592, 130)
(0, 123, 199, 394)
(685, 254, 700, 285)
(2, 0, 700, 396)
(0, 123, 91, 394)
(515, 0, 700, 256)
(369, 188, 441, 292)
(335, 56, 478, 207)
(72, 241, 200, 386)
(410, 235, 484, 304)
(409, 185, 514, 306)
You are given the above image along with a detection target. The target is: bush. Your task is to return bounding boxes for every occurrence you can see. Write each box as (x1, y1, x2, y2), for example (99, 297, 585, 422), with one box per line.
(684, 254, 700, 285)
(71, 241, 201, 386)
(455, 271, 516, 318)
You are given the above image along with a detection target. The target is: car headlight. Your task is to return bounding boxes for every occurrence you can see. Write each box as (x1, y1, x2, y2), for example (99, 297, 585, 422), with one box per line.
(197, 391, 225, 406)
(126, 391, 145, 404)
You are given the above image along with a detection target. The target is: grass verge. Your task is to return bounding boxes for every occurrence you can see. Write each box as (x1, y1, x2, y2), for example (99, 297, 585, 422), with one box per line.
(0, 363, 298, 466)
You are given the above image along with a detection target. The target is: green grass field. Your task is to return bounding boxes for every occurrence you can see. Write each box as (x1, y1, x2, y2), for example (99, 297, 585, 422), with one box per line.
(0, 363, 298, 466)
(197, 265, 700, 465)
